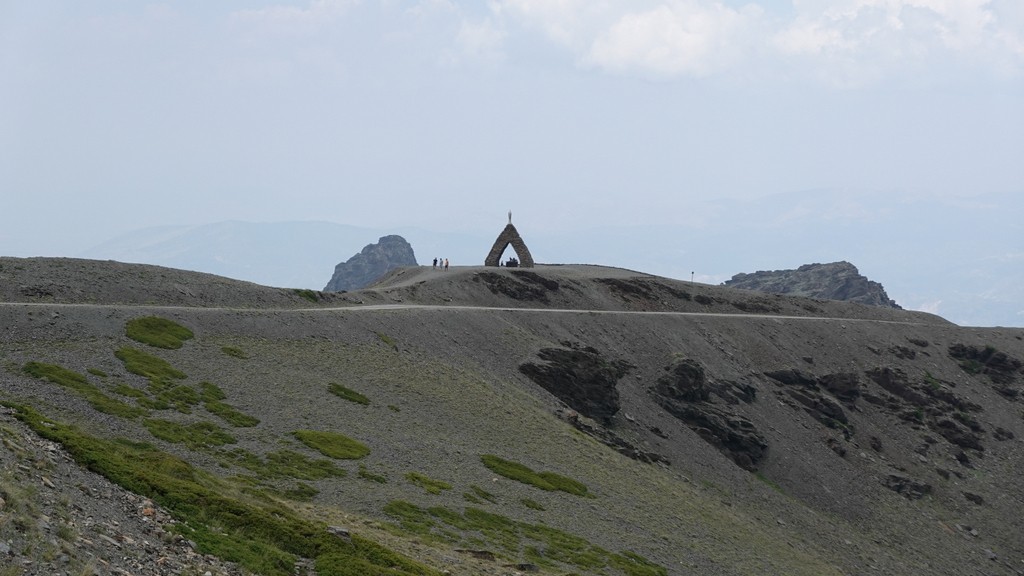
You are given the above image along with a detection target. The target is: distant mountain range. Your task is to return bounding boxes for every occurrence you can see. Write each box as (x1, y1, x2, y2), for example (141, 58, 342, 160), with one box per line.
(75, 190, 1023, 327)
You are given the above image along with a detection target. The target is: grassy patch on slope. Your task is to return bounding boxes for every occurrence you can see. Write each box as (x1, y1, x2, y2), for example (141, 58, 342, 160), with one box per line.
(125, 316, 194, 349)
(22, 362, 147, 419)
(327, 383, 370, 405)
(143, 419, 236, 449)
(265, 450, 348, 480)
(4, 403, 437, 576)
(204, 400, 260, 427)
(405, 472, 452, 495)
(480, 454, 590, 497)
(293, 430, 370, 460)
(384, 500, 664, 576)
(115, 346, 187, 390)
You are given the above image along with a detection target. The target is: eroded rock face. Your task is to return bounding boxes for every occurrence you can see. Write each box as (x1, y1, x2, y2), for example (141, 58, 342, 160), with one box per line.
(653, 359, 767, 471)
(949, 344, 1023, 397)
(864, 367, 987, 452)
(473, 270, 560, 303)
(554, 408, 670, 465)
(764, 369, 859, 436)
(655, 359, 710, 402)
(724, 261, 901, 308)
(519, 342, 632, 424)
(323, 235, 418, 292)
(884, 474, 932, 500)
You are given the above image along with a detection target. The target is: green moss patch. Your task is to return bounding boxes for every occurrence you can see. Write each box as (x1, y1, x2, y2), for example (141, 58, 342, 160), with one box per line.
(405, 472, 452, 495)
(221, 346, 248, 359)
(125, 316, 194, 349)
(115, 346, 187, 389)
(5, 403, 436, 576)
(156, 384, 201, 413)
(144, 419, 236, 449)
(468, 485, 498, 504)
(205, 400, 260, 427)
(215, 447, 346, 481)
(383, 500, 664, 576)
(377, 332, 398, 350)
(22, 362, 147, 419)
(293, 430, 370, 460)
(265, 450, 348, 480)
(112, 383, 147, 398)
(199, 381, 227, 401)
(480, 455, 590, 497)
(521, 498, 545, 511)
(327, 383, 370, 405)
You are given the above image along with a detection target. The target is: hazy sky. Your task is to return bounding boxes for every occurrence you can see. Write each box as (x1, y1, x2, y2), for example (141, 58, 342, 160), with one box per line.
(2, 0, 1023, 252)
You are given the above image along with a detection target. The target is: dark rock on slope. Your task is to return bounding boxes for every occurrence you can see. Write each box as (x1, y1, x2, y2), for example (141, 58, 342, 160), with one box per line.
(652, 359, 768, 471)
(724, 261, 901, 308)
(323, 235, 418, 292)
(519, 342, 631, 423)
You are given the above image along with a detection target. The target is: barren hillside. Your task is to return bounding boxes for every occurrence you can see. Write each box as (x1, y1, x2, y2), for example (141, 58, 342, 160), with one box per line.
(1, 257, 1022, 576)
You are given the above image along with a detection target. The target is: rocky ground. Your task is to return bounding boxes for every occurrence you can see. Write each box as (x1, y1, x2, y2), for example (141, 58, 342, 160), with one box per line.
(0, 406, 248, 576)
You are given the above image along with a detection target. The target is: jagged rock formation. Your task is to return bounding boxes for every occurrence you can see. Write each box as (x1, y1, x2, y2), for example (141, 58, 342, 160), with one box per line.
(723, 261, 901, 308)
(323, 235, 417, 292)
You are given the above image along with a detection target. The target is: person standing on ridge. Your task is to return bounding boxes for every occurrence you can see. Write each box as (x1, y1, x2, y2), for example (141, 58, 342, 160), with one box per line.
(444, 258, 449, 271)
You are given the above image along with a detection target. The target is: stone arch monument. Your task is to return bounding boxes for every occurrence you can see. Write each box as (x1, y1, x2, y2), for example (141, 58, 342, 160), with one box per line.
(484, 212, 535, 268)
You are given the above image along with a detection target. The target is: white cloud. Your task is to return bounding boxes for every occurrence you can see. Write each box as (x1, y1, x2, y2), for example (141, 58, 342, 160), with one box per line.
(454, 17, 507, 63)
(499, 1, 763, 76)
(495, 0, 1023, 83)
(230, 0, 360, 37)
(586, 2, 764, 77)
(497, 0, 603, 48)
(774, 0, 1023, 84)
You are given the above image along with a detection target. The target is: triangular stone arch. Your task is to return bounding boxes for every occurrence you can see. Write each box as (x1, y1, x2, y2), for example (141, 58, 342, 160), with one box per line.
(485, 223, 534, 267)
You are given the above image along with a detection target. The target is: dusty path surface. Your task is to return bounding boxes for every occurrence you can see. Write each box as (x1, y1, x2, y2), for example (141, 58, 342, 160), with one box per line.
(0, 300, 940, 327)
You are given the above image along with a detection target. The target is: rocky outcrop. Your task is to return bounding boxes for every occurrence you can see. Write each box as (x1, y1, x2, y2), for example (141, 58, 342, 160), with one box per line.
(652, 359, 768, 471)
(323, 235, 418, 292)
(949, 343, 1023, 394)
(764, 369, 857, 437)
(723, 261, 901, 308)
(519, 342, 632, 424)
(473, 270, 560, 303)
